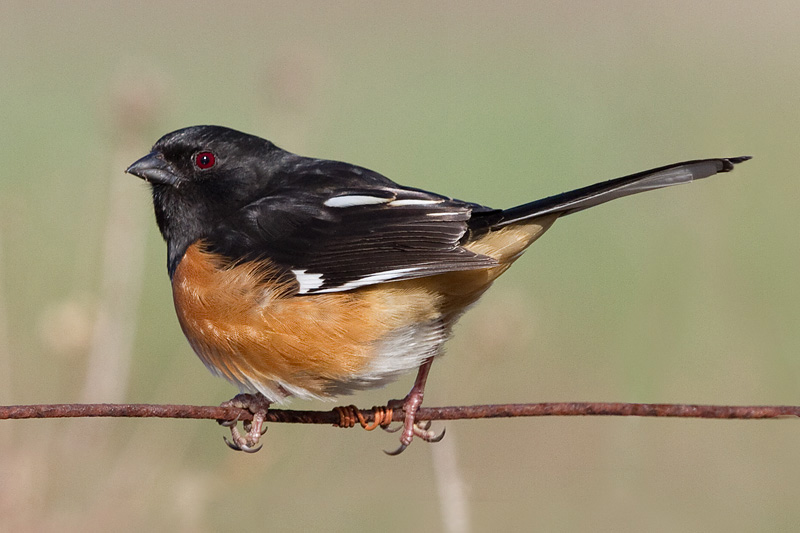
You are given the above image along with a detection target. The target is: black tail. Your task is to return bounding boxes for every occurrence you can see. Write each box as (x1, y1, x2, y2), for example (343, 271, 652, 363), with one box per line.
(495, 156, 751, 228)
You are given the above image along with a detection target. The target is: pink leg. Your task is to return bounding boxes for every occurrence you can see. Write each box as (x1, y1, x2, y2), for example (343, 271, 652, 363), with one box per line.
(385, 357, 445, 455)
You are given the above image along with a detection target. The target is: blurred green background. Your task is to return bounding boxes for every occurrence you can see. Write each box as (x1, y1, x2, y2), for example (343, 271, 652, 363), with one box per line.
(0, 2, 798, 531)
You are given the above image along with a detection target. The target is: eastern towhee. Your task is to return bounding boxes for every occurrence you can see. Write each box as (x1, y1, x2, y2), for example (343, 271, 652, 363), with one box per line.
(127, 125, 749, 454)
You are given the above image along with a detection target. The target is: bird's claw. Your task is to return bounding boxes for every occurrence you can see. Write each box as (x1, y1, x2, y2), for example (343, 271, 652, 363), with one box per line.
(383, 420, 445, 455)
(217, 393, 271, 453)
(223, 435, 263, 453)
(383, 391, 445, 455)
(218, 414, 239, 428)
(384, 442, 407, 456)
(419, 424, 446, 443)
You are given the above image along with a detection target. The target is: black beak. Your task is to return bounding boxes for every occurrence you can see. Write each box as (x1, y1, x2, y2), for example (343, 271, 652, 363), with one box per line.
(126, 152, 180, 186)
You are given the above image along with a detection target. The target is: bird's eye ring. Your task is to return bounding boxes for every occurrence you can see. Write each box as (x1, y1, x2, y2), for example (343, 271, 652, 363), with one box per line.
(194, 151, 216, 170)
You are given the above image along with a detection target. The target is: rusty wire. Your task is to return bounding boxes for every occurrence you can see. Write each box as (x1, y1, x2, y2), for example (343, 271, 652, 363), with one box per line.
(1, 401, 798, 426)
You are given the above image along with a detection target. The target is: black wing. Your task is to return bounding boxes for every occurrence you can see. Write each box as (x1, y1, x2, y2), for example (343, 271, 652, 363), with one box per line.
(207, 161, 500, 294)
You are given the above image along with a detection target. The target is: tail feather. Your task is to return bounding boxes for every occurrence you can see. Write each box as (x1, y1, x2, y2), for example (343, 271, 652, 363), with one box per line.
(495, 156, 750, 228)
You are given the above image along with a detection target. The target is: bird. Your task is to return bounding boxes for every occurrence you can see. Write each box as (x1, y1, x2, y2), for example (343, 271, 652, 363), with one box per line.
(126, 125, 749, 454)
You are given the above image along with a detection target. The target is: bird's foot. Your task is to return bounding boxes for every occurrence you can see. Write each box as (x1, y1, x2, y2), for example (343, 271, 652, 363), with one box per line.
(218, 393, 271, 453)
(382, 394, 445, 456)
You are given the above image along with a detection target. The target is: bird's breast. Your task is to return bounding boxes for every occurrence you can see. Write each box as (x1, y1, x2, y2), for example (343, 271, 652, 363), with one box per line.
(170, 243, 454, 402)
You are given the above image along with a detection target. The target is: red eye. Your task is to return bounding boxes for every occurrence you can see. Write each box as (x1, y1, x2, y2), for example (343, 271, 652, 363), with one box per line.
(194, 151, 216, 170)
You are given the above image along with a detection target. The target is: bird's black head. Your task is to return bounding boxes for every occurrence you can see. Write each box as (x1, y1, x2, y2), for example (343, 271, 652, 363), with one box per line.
(127, 125, 287, 275)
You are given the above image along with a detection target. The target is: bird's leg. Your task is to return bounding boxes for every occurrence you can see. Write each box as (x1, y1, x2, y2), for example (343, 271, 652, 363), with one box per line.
(385, 357, 445, 455)
(218, 393, 271, 453)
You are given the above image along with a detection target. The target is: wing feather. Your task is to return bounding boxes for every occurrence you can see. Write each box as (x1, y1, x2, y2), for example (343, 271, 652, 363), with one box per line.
(206, 162, 499, 293)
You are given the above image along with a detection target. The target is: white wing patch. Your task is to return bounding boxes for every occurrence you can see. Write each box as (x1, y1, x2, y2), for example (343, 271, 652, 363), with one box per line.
(426, 211, 463, 217)
(323, 266, 425, 292)
(293, 266, 425, 294)
(388, 199, 443, 207)
(324, 195, 391, 208)
(324, 196, 445, 209)
(291, 269, 325, 292)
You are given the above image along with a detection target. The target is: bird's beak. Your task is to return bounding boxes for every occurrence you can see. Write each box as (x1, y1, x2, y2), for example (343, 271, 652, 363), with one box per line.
(126, 152, 180, 186)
